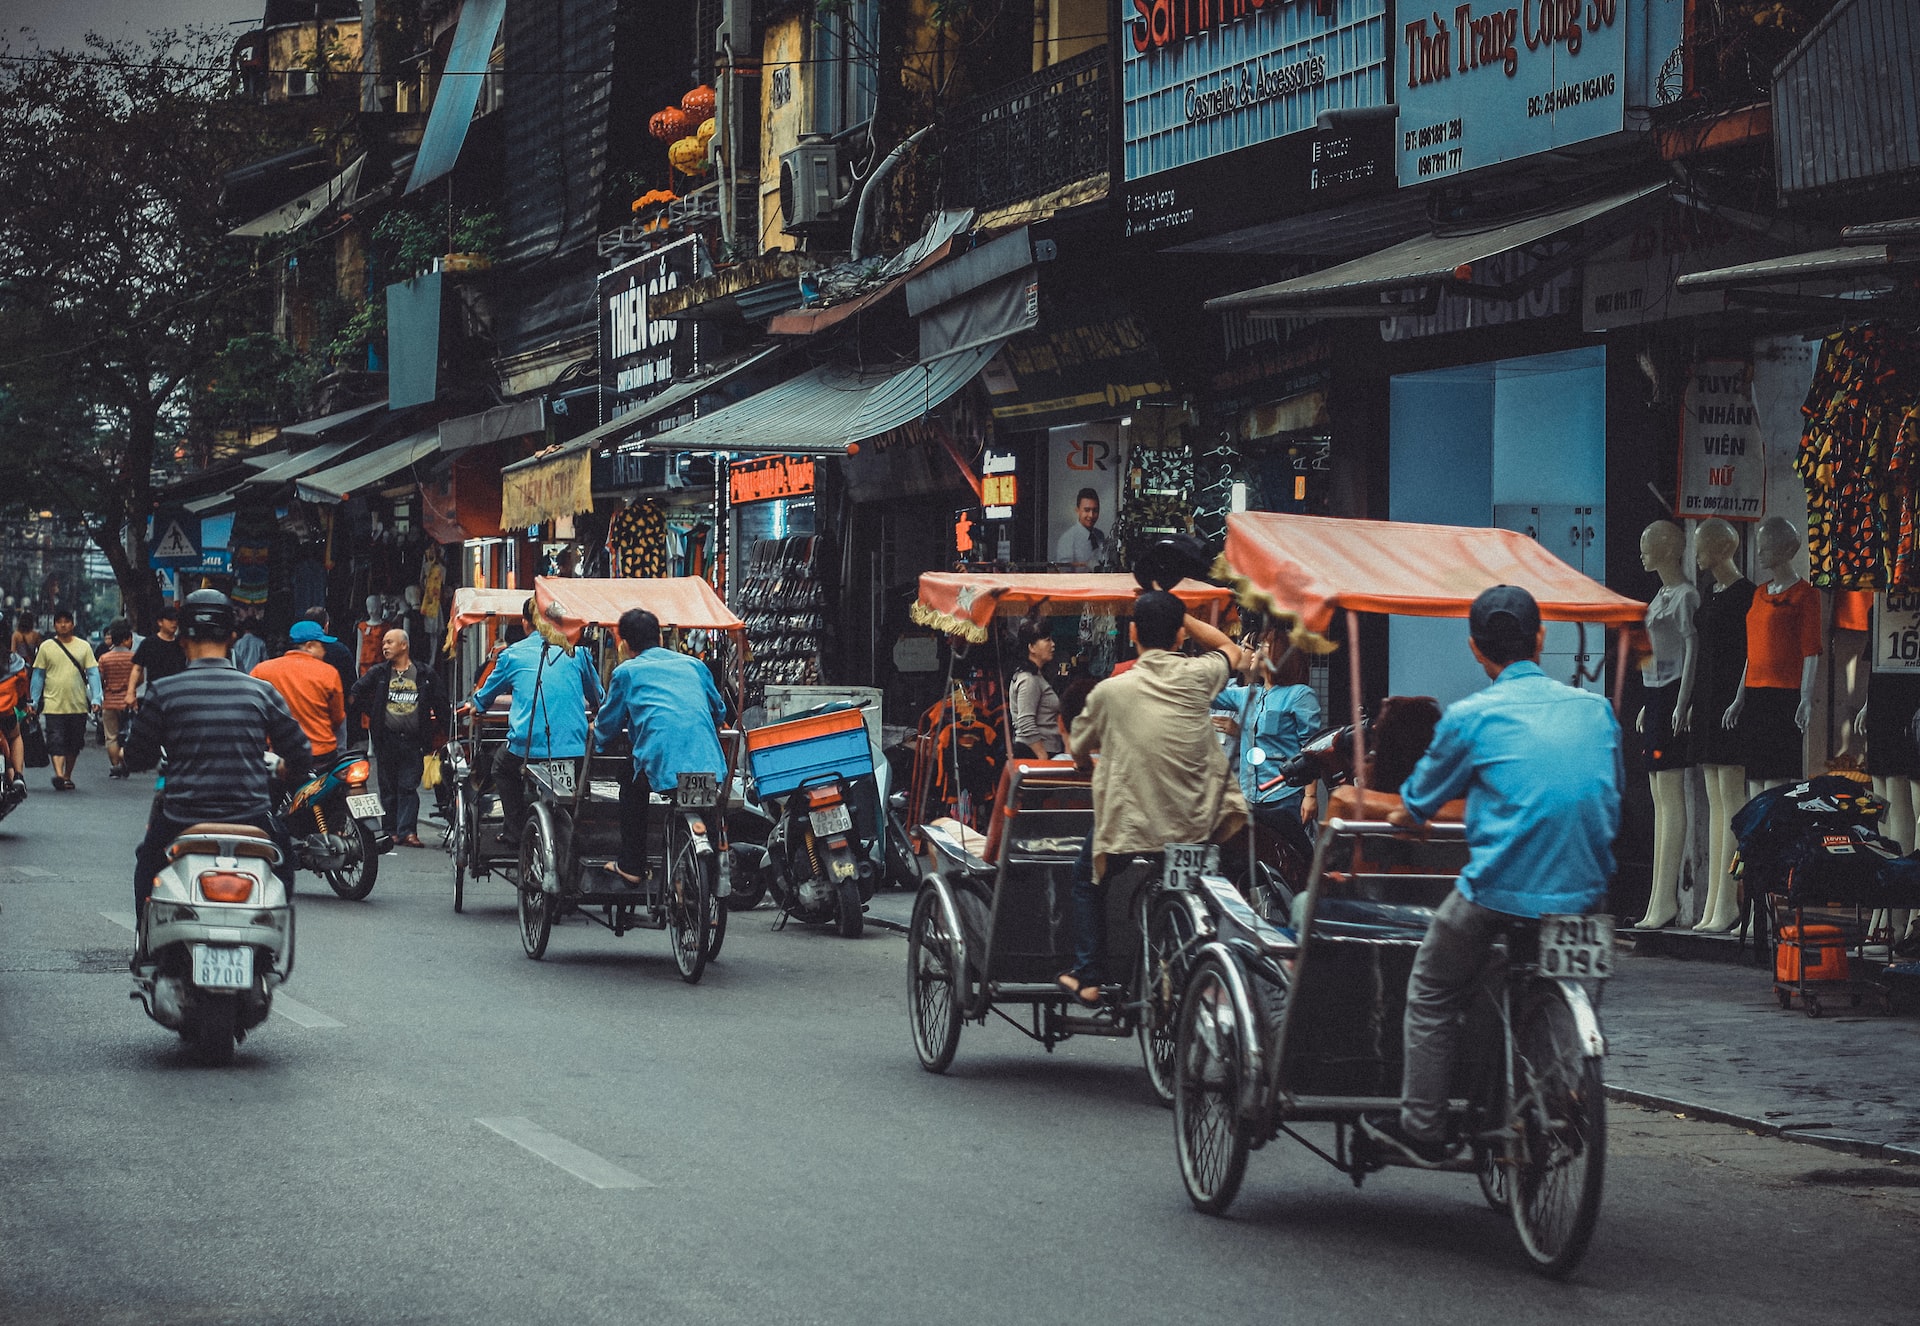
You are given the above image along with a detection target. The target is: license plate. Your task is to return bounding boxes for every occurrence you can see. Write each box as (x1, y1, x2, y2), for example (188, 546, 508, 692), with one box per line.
(530, 761, 576, 797)
(810, 803, 853, 837)
(1163, 843, 1212, 891)
(191, 944, 254, 991)
(675, 772, 718, 807)
(346, 793, 384, 820)
(1539, 914, 1615, 980)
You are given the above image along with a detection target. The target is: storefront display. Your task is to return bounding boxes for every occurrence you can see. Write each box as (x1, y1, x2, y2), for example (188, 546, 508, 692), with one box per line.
(1796, 324, 1920, 588)
(1634, 521, 1697, 931)
(1688, 517, 1755, 934)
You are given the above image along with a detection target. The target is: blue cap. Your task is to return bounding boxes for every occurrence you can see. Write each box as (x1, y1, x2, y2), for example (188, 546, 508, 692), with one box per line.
(289, 620, 337, 645)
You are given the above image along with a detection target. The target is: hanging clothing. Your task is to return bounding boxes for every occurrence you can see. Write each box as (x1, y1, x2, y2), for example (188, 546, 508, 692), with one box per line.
(1797, 325, 1919, 588)
(1690, 577, 1754, 767)
(606, 501, 668, 578)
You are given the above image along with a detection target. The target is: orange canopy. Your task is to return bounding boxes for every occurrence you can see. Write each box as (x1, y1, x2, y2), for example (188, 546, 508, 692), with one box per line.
(532, 575, 743, 648)
(912, 572, 1231, 643)
(1223, 512, 1645, 631)
(446, 587, 531, 636)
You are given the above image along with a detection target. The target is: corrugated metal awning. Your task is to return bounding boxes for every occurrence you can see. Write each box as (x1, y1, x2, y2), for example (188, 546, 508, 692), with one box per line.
(278, 399, 387, 439)
(227, 156, 365, 238)
(1774, 0, 1920, 200)
(1205, 185, 1668, 314)
(296, 427, 443, 504)
(438, 397, 544, 453)
(238, 436, 365, 489)
(406, 0, 508, 194)
(1674, 241, 1920, 292)
(845, 341, 1008, 442)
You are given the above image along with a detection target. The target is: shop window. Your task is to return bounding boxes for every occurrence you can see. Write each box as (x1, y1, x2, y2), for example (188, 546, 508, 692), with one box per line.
(811, 0, 878, 137)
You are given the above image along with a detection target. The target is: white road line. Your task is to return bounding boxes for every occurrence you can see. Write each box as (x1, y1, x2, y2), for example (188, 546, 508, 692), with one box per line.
(475, 1117, 656, 1189)
(9, 866, 54, 878)
(102, 910, 342, 1029)
(272, 994, 344, 1029)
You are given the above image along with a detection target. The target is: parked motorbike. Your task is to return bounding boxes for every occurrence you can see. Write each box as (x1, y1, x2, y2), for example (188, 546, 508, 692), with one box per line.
(276, 750, 391, 900)
(758, 775, 875, 937)
(131, 823, 293, 1065)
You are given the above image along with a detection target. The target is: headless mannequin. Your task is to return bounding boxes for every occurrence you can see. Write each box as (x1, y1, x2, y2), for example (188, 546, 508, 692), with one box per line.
(1690, 519, 1752, 935)
(1634, 521, 1697, 929)
(1855, 608, 1920, 948)
(1716, 516, 1821, 932)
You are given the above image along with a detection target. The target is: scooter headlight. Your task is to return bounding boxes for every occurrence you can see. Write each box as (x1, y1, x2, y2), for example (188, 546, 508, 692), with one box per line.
(198, 871, 256, 904)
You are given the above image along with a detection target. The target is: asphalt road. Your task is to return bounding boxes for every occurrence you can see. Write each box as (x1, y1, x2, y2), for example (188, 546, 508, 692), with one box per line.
(2, 771, 1916, 1326)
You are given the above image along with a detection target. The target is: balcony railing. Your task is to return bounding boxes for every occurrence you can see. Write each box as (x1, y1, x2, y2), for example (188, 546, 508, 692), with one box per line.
(942, 45, 1109, 214)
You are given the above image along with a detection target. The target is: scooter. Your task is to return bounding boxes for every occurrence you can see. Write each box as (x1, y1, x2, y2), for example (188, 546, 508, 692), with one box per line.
(131, 823, 294, 1065)
(760, 774, 874, 937)
(276, 750, 391, 900)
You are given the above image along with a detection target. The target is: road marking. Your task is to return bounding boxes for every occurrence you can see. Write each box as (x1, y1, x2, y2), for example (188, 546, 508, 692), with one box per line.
(272, 994, 344, 1029)
(6, 866, 55, 878)
(102, 909, 342, 1028)
(475, 1117, 656, 1189)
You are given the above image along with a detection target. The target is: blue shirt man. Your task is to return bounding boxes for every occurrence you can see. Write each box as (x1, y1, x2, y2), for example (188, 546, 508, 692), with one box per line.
(1363, 585, 1622, 1165)
(471, 601, 603, 847)
(594, 608, 728, 885)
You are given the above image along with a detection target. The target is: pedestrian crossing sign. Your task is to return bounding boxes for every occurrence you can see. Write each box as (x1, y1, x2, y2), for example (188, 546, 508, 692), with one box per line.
(147, 509, 204, 566)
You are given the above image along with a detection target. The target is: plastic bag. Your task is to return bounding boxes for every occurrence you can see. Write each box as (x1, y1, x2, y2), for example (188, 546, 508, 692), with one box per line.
(420, 753, 442, 789)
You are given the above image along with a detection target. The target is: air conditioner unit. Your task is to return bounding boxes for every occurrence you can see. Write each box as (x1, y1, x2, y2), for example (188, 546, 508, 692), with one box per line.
(780, 142, 842, 231)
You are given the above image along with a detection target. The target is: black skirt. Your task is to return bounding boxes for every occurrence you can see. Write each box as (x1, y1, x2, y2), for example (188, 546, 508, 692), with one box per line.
(1864, 670, 1920, 778)
(1641, 681, 1692, 771)
(1740, 686, 1807, 781)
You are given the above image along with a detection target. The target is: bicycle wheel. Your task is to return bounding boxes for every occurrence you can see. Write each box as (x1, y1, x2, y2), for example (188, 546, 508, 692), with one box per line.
(1173, 958, 1252, 1215)
(665, 818, 709, 984)
(1509, 986, 1606, 1277)
(449, 784, 470, 913)
(517, 814, 554, 960)
(908, 883, 964, 1073)
(1140, 896, 1200, 1107)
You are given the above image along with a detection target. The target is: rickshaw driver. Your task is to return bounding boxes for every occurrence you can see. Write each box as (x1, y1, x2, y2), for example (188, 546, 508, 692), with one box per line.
(1059, 589, 1247, 1005)
(1365, 585, 1622, 1167)
(470, 597, 604, 850)
(594, 608, 728, 887)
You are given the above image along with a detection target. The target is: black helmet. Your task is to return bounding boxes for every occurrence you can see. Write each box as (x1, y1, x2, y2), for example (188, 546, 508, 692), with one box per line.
(180, 589, 235, 642)
(1132, 533, 1216, 592)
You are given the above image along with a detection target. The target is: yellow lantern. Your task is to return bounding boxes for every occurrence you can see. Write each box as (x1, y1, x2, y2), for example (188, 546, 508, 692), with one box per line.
(668, 135, 709, 174)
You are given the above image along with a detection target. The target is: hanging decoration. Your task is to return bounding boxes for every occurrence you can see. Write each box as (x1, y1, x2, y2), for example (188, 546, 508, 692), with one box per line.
(681, 84, 716, 120)
(649, 106, 694, 142)
(669, 136, 711, 175)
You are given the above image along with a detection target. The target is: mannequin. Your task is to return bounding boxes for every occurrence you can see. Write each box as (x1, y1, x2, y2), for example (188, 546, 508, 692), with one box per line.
(1854, 593, 1920, 950)
(1716, 515, 1822, 932)
(1687, 518, 1755, 936)
(1633, 521, 1698, 929)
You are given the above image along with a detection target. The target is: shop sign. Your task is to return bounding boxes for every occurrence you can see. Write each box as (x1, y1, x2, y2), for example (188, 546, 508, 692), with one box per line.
(598, 237, 707, 424)
(502, 450, 594, 529)
(1120, 0, 1393, 245)
(981, 303, 1170, 431)
(1874, 593, 1920, 674)
(981, 446, 1017, 520)
(729, 455, 814, 505)
(1396, 0, 1681, 186)
(1675, 360, 1765, 522)
(1379, 243, 1576, 341)
(1582, 208, 1772, 332)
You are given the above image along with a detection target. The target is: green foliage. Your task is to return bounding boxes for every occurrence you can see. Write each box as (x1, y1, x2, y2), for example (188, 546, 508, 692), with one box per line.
(327, 300, 387, 364)
(372, 204, 502, 277)
(451, 209, 502, 257)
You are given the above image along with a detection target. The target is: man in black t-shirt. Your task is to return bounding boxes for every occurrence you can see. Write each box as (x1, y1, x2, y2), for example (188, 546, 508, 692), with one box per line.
(125, 605, 185, 707)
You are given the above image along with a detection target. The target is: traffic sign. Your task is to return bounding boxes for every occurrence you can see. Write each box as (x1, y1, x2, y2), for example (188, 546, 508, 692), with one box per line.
(148, 509, 203, 567)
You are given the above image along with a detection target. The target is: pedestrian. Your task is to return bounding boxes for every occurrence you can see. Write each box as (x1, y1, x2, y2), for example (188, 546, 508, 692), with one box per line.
(471, 598, 601, 850)
(125, 604, 185, 707)
(252, 621, 347, 760)
(28, 608, 102, 791)
(230, 619, 268, 674)
(1362, 586, 1622, 1167)
(1211, 629, 1321, 865)
(12, 610, 41, 669)
(348, 627, 449, 848)
(0, 648, 29, 807)
(96, 621, 138, 779)
(1008, 617, 1064, 758)
(302, 607, 356, 700)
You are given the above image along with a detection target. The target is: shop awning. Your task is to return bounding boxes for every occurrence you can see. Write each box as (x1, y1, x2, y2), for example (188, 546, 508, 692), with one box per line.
(767, 210, 973, 336)
(295, 427, 442, 504)
(406, 0, 508, 194)
(446, 587, 530, 635)
(532, 576, 742, 648)
(642, 340, 1006, 456)
(1674, 238, 1920, 292)
(227, 155, 365, 239)
(237, 435, 365, 490)
(1204, 184, 1668, 315)
(912, 573, 1232, 643)
(501, 446, 593, 529)
(438, 398, 545, 453)
(278, 399, 388, 440)
(1222, 512, 1646, 634)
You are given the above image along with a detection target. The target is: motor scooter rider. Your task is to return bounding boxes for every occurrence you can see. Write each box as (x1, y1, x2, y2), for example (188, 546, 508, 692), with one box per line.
(1362, 585, 1622, 1166)
(594, 608, 727, 887)
(469, 597, 603, 849)
(123, 590, 310, 965)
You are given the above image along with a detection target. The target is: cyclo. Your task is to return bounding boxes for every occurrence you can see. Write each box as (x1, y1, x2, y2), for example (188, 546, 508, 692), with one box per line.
(900, 570, 1244, 1103)
(440, 586, 536, 912)
(507, 576, 747, 984)
(1168, 513, 1642, 1277)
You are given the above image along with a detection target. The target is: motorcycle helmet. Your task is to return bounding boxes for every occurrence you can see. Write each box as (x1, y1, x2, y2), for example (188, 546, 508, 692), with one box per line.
(180, 588, 236, 642)
(1132, 533, 1217, 592)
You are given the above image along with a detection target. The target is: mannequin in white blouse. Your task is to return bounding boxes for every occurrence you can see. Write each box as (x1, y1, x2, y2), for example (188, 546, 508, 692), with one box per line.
(1691, 519, 1751, 936)
(1634, 521, 1697, 929)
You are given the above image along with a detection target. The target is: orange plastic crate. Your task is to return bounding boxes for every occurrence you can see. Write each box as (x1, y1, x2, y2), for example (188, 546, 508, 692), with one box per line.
(1775, 923, 1850, 985)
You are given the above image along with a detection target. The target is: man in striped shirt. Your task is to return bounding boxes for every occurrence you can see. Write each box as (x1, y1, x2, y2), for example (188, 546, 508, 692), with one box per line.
(123, 591, 310, 925)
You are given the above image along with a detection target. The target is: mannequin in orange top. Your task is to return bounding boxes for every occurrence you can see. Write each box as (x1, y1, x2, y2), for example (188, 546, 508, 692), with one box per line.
(1715, 515, 1822, 932)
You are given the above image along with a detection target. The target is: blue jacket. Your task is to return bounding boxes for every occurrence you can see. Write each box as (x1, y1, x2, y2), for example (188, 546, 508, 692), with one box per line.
(1211, 682, 1320, 806)
(1401, 661, 1621, 918)
(472, 634, 603, 759)
(595, 648, 726, 791)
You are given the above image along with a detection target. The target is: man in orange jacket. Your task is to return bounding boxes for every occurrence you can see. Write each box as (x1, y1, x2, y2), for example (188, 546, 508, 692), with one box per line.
(251, 620, 347, 759)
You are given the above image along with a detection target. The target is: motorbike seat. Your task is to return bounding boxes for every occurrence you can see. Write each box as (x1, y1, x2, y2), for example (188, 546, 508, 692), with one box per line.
(170, 822, 280, 862)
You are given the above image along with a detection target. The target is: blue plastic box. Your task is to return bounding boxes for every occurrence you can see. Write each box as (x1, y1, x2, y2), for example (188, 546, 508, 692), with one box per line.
(745, 706, 874, 798)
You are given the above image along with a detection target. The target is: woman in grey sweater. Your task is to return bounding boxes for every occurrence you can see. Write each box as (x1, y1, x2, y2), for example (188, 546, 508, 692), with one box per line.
(1009, 618, 1064, 758)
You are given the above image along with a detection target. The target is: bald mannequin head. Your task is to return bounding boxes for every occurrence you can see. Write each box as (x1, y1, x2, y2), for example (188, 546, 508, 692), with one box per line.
(1754, 515, 1801, 578)
(380, 628, 412, 669)
(1694, 517, 1738, 568)
(1640, 520, 1685, 577)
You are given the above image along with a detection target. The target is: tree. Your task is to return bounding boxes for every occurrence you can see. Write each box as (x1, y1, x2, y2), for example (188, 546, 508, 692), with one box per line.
(0, 29, 286, 628)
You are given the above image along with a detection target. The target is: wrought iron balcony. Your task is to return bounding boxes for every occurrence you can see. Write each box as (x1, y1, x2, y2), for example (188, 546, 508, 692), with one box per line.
(941, 46, 1109, 214)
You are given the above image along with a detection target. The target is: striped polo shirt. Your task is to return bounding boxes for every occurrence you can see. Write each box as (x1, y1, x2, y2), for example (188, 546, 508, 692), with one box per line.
(124, 656, 313, 821)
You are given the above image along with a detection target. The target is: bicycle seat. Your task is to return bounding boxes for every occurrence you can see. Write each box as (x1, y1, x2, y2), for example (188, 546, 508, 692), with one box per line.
(921, 818, 993, 877)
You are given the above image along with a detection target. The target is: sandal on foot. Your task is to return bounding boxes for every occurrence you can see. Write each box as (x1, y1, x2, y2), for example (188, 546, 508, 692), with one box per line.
(1055, 973, 1102, 1007)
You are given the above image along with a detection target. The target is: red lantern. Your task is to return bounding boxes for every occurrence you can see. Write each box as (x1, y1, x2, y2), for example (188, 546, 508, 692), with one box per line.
(680, 84, 716, 120)
(649, 106, 694, 142)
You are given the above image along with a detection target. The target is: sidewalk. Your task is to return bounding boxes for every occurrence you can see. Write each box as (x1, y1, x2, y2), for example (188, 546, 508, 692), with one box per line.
(864, 886, 1920, 1160)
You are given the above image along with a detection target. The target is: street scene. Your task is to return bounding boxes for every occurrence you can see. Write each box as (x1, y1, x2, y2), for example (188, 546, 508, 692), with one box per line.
(4, 0, 1920, 1320)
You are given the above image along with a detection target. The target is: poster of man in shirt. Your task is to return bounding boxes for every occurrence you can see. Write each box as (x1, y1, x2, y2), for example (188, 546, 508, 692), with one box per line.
(1049, 424, 1120, 570)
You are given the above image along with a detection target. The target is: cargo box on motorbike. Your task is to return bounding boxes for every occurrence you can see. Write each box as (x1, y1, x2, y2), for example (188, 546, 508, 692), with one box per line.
(746, 706, 873, 798)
